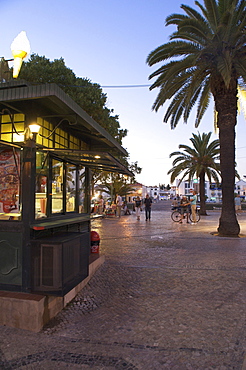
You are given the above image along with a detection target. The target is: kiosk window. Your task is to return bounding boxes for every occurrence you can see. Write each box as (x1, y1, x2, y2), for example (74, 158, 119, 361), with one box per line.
(52, 159, 64, 214)
(79, 167, 85, 213)
(35, 152, 48, 218)
(66, 164, 76, 212)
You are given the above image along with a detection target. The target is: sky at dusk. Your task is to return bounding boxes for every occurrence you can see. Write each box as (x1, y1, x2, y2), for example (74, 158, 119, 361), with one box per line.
(1, 0, 246, 186)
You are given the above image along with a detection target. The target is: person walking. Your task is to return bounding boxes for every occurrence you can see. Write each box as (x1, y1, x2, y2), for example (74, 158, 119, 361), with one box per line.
(235, 194, 242, 215)
(144, 194, 152, 221)
(190, 190, 197, 223)
(135, 196, 142, 220)
(116, 194, 123, 217)
(98, 195, 104, 214)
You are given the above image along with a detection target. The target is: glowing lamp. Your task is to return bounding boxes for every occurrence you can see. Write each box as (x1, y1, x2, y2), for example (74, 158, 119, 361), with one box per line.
(11, 31, 30, 78)
(29, 123, 40, 134)
(28, 123, 40, 141)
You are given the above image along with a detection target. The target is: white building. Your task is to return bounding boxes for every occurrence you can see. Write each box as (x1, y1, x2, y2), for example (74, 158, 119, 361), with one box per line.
(174, 179, 221, 202)
(235, 180, 246, 198)
(146, 186, 159, 200)
(173, 178, 246, 202)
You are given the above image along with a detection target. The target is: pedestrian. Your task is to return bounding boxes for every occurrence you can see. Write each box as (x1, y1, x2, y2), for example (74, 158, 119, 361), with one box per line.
(235, 194, 242, 215)
(144, 194, 152, 221)
(190, 189, 197, 223)
(98, 195, 104, 214)
(111, 202, 117, 216)
(135, 196, 142, 220)
(179, 196, 190, 223)
(116, 194, 123, 217)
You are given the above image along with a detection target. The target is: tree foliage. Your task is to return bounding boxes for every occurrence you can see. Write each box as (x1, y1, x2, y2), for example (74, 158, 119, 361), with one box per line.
(20, 54, 127, 144)
(168, 132, 220, 215)
(147, 0, 246, 236)
(92, 160, 141, 200)
(96, 173, 135, 201)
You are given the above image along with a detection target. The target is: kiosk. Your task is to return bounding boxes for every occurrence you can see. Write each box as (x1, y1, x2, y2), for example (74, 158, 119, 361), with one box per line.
(0, 80, 132, 298)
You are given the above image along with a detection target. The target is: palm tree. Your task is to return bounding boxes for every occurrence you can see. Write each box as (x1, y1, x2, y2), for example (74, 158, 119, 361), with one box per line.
(96, 173, 135, 202)
(147, 0, 246, 236)
(168, 132, 220, 215)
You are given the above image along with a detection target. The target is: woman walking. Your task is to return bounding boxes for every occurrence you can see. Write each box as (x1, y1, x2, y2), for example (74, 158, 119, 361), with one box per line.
(135, 196, 142, 220)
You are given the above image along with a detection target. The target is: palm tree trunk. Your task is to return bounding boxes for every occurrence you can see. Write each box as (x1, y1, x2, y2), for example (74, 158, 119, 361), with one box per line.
(213, 80, 239, 236)
(199, 171, 207, 215)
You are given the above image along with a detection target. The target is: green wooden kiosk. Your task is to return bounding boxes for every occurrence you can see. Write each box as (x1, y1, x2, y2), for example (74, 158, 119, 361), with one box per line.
(0, 80, 131, 297)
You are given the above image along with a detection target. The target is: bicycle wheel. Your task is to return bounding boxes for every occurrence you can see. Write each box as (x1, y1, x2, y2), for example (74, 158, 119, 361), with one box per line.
(189, 211, 201, 223)
(171, 211, 182, 222)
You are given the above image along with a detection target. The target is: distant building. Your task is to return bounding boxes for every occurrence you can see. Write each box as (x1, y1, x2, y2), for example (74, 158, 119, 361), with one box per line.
(175, 179, 201, 198)
(146, 186, 159, 200)
(235, 180, 246, 198)
(172, 178, 246, 202)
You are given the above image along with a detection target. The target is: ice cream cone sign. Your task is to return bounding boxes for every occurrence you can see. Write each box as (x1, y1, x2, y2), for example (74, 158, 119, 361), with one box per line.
(11, 31, 30, 78)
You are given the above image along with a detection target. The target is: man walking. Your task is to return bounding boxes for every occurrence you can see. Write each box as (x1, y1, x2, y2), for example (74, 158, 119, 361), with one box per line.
(235, 194, 242, 215)
(116, 194, 123, 217)
(144, 194, 152, 221)
(190, 189, 197, 223)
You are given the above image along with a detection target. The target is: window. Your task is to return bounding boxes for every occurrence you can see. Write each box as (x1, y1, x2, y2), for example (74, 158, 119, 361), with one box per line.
(35, 153, 86, 218)
(66, 164, 76, 212)
(52, 159, 64, 214)
(0, 114, 25, 143)
(35, 152, 49, 218)
(36, 118, 54, 148)
(55, 128, 68, 149)
(79, 168, 85, 213)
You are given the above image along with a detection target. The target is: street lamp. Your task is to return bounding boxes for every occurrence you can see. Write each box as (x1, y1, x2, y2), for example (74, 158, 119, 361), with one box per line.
(28, 123, 40, 141)
(11, 31, 30, 78)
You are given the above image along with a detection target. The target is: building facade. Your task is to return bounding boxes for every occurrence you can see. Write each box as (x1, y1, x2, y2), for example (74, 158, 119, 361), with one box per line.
(173, 178, 246, 202)
(235, 180, 246, 198)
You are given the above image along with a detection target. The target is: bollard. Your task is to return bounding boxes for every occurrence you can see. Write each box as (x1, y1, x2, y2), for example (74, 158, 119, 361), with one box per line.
(90, 231, 100, 253)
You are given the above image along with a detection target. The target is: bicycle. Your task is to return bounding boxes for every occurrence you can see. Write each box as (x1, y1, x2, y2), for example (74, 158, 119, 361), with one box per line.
(171, 206, 200, 223)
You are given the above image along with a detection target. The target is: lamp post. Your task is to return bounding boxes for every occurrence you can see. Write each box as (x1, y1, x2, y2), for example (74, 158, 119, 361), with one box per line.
(28, 123, 40, 142)
(21, 118, 40, 292)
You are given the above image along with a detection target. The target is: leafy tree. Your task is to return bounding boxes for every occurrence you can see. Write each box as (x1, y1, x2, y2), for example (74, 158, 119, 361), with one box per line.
(19, 54, 127, 144)
(159, 184, 171, 190)
(91, 161, 141, 200)
(147, 0, 246, 236)
(96, 173, 135, 202)
(168, 132, 220, 215)
(128, 161, 142, 183)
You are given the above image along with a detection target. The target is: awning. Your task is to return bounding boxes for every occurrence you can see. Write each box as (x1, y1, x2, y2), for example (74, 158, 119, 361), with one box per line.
(0, 141, 133, 176)
(0, 81, 133, 177)
(0, 81, 128, 156)
(38, 148, 133, 177)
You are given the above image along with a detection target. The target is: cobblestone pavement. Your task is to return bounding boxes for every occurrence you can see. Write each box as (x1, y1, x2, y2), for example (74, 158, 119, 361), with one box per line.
(1, 205, 246, 369)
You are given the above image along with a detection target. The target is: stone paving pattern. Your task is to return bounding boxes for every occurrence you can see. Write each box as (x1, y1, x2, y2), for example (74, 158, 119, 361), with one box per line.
(1, 201, 246, 369)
